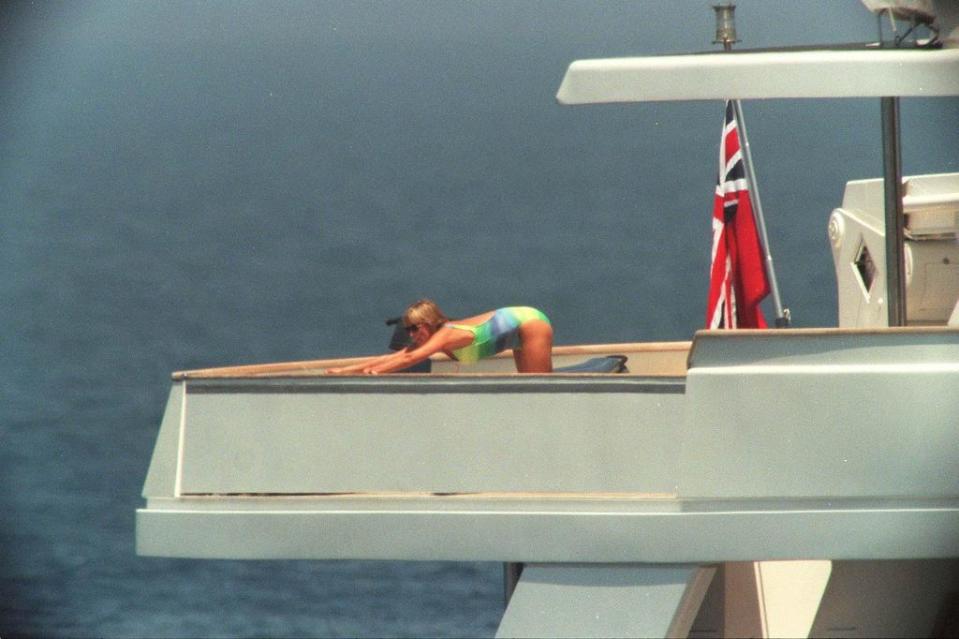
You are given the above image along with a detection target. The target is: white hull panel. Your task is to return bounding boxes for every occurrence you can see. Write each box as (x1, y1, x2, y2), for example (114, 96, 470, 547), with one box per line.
(138, 328, 959, 562)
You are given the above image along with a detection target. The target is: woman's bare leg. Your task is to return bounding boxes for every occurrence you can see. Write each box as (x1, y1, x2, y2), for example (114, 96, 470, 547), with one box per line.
(514, 320, 553, 372)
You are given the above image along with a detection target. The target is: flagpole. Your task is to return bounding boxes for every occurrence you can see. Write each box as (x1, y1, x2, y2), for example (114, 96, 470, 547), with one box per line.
(713, 4, 790, 327)
(729, 100, 788, 326)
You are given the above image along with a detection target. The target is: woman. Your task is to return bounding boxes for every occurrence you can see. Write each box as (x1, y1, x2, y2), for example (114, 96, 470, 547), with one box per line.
(327, 299, 553, 374)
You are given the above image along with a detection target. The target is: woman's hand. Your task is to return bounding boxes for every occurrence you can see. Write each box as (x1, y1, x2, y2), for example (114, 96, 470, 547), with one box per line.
(326, 367, 363, 375)
(325, 366, 379, 375)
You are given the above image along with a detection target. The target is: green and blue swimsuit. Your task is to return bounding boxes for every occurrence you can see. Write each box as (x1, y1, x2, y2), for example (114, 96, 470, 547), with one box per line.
(446, 306, 550, 363)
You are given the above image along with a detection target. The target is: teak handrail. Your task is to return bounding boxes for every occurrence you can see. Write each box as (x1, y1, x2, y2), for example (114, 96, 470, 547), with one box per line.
(172, 341, 692, 380)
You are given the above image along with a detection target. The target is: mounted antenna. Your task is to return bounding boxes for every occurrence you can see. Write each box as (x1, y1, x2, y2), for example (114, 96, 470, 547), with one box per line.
(712, 4, 739, 50)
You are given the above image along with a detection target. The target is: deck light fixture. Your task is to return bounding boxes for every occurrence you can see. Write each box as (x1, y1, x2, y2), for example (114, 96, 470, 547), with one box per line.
(713, 4, 739, 50)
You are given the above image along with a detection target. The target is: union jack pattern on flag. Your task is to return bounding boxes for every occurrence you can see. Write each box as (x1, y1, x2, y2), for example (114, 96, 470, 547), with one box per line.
(706, 100, 770, 329)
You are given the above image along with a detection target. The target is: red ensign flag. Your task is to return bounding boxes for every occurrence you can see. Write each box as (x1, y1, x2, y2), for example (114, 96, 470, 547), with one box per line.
(706, 101, 770, 329)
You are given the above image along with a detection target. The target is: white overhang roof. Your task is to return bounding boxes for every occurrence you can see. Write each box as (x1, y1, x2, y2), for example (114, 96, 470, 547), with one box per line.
(556, 47, 959, 104)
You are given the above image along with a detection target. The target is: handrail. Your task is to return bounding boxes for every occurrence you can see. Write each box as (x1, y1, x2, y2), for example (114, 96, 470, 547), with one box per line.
(172, 341, 693, 380)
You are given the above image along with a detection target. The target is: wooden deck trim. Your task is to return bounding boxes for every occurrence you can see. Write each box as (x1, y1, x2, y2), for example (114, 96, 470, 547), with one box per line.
(172, 341, 693, 380)
(176, 491, 680, 501)
(171, 327, 959, 380)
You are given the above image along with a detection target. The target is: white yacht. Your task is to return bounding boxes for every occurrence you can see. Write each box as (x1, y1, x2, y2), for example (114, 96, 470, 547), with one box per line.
(137, 2, 959, 636)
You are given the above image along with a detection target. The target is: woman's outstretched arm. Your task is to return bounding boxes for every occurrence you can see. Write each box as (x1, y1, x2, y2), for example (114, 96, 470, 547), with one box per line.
(363, 338, 443, 374)
(364, 325, 477, 374)
(325, 340, 440, 375)
(327, 327, 464, 375)
(325, 350, 408, 375)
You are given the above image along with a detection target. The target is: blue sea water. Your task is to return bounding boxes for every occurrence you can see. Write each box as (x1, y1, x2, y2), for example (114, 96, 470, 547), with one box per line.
(2, 1, 957, 637)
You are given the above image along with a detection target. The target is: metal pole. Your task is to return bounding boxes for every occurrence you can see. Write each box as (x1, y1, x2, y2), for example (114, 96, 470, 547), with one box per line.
(876, 9, 907, 327)
(881, 97, 907, 326)
(730, 99, 788, 326)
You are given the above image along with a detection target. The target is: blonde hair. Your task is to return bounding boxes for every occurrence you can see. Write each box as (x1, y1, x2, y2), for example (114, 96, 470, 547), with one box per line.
(403, 299, 448, 330)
